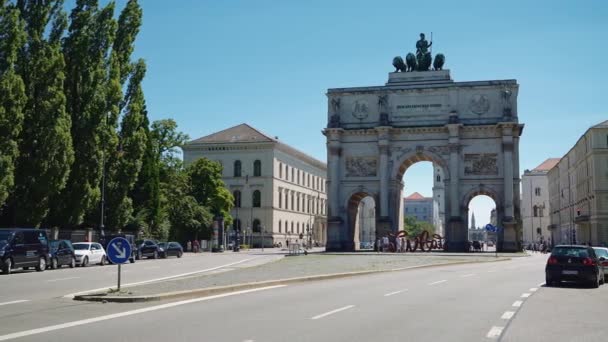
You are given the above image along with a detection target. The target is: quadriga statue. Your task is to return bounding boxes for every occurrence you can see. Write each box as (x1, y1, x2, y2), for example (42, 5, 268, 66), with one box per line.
(405, 53, 417, 72)
(392, 56, 407, 72)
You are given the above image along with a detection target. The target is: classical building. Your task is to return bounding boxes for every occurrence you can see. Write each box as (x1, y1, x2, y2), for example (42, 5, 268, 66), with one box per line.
(323, 37, 523, 251)
(521, 158, 560, 245)
(548, 120, 608, 246)
(182, 124, 328, 248)
(403, 192, 436, 226)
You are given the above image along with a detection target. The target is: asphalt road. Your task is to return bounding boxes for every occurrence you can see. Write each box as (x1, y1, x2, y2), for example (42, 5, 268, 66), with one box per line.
(3, 252, 603, 341)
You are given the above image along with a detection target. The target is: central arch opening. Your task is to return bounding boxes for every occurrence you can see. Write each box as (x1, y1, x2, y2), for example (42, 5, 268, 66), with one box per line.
(347, 192, 376, 250)
(466, 194, 498, 251)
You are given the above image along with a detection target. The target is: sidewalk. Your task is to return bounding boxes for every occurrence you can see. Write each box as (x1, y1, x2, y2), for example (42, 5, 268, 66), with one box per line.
(76, 253, 510, 302)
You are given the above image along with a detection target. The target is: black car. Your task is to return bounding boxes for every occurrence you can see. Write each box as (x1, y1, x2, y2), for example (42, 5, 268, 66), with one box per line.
(158, 242, 183, 258)
(135, 239, 160, 259)
(48, 240, 76, 269)
(101, 234, 136, 263)
(545, 245, 605, 288)
(0, 228, 49, 274)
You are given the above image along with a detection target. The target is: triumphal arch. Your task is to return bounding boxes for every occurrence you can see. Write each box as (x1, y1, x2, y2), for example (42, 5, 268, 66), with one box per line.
(323, 35, 524, 252)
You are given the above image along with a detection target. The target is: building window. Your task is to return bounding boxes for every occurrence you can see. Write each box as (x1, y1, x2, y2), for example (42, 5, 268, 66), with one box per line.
(285, 165, 289, 180)
(291, 221, 294, 233)
(254, 160, 261, 177)
(297, 170, 300, 185)
(436, 175, 441, 182)
(253, 219, 261, 233)
(278, 220, 282, 233)
(291, 192, 294, 210)
(233, 190, 241, 208)
(279, 163, 283, 178)
(278, 189, 282, 208)
(296, 194, 300, 211)
(291, 168, 294, 182)
(234, 160, 242, 177)
(297, 222, 300, 234)
(533, 205, 538, 217)
(253, 190, 261, 207)
(535, 187, 541, 196)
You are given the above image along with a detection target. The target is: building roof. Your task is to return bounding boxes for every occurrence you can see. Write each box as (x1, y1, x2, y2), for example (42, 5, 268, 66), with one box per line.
(533, 158, 561, 171)
(404, 192, 429, 200)
(592, 120, 608, 129)
(184, 123, 327, 171)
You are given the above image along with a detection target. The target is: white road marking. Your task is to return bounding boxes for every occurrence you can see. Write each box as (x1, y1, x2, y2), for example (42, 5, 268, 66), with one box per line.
(142, 266, 160, 270)
(501, 311, 515, 320)
(311, 305, 355, 320)
(428, 280, 447, 286)
(512, 300, 523, 307)
(384, 289, 408, 297)
(0, 300, 29, 307)
(46, 277, 80, 283)
(487, 270, 497, 273)
(0, 285, 286, 341)
(529, 287, 538, 292)
(486, 326, 504, 339)
(460, 273, 475, 278)
(63, 257, 258, 298)
(521, 293, 531, 298)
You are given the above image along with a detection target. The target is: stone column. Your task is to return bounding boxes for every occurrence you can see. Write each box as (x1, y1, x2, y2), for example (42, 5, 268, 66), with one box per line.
(501, 123, 517, 251)
(325, 128, 346, 250)
(446, 122, 465, 251)
(376, 127, 392, 236)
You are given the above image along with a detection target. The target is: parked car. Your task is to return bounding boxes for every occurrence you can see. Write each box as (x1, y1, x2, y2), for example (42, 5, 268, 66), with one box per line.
(545, 245, 605, 288)
(0, 228, 49, 274)
(135, 239, 160, 259)
(48, 240, 76, 269)
(73, 242, 107, 267)
(592, 247, 608, 278)
(100, 234, 136, 263)
(158, 242, 183, 258)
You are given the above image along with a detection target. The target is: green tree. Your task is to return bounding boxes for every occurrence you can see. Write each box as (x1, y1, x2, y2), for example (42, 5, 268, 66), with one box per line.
(0, 2, 26, 208)
(404, 215, 435, 237)
(9, 0, 74, 226)
(187, 157, 233, 223)
(105, 59, 147, 230)
(47, 1, 118, 228)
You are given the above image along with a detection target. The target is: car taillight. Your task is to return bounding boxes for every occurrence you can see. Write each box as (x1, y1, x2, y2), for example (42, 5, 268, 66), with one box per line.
(582, 258, 596, 266)
(547, 257, 558, 265)
(603, 261, 608, 266)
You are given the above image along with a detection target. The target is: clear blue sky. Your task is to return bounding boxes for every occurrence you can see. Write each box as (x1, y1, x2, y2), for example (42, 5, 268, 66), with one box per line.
(128, 0, 606, 226)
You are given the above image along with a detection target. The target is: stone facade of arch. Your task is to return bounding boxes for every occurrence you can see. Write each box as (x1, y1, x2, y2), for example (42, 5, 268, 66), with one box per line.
(324, 70, 524, 252)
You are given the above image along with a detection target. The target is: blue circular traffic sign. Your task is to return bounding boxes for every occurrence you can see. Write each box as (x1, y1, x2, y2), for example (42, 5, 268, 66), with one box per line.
(107, 237, 132, 264)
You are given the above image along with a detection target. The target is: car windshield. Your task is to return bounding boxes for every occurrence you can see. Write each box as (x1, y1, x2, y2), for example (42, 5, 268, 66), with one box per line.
(0, 231, 13, 248)
(49, 240, 60, 251)
(158, 242, 166, 248)
(552, 247, 589, 258)
(73, 243, 90, 250)
(593, 248, 608, 258)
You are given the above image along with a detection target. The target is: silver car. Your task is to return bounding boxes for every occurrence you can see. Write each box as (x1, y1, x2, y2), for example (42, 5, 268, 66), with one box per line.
(593, 247, 608, 277)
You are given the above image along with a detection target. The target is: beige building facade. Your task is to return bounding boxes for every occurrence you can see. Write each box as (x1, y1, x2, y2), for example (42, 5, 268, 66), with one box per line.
(548, 120, 608, 246)
(183, 124, 328, 248)
(521, 158, 560, 245)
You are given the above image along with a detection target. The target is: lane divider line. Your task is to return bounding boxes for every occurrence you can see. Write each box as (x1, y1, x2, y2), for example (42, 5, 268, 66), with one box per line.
(46, 277, 80, 283)
(0, 285, 286, 341)
(460, 273, 475, 278)
(501, 311, 515, 320)
(486, 326, 504, 339)
(428, 280, 447, 286)
(311, 305, 355, 320)
(63, 257, 258, 298)
(529, 287, 538, 292)
(0, 300, 29, 307)
(384, 289, 408, 297)
(520, 293, 531, 298)
(512, 300, 523, 307)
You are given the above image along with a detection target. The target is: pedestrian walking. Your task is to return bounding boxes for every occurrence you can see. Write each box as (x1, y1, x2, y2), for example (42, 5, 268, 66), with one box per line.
(187, 240, 192, 252)
(193, 239, 200, 253)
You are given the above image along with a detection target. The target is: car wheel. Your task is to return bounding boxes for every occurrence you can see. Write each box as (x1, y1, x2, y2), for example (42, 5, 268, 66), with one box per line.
(152, 251, 158, 259)
(2, 258, 12, 275)
(69, 257, 76, 268)
(51, 257, 58, 270)
(82, 256, 89, 267)
(177, 251, 183, 258)
(99, 256, 106, 266)
(36, 257, 46, 272)
(591, 276, 600, 289)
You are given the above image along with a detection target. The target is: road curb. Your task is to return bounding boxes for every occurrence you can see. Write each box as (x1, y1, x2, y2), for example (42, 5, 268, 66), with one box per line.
(74, 257, 510, 303)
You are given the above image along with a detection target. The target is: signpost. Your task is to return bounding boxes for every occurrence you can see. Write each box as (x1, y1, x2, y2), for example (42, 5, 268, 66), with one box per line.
(106, 237, 132, 291)
(485, 224, 499, 258)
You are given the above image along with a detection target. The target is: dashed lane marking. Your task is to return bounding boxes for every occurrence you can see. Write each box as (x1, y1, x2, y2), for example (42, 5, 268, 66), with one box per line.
(311, 305, 355, 320)
(512, 300, 523, 307)
(46, 277, 80, 283)
(486, 326, 504, 339)
(460, 273, 475, 278)
(0, 285, 286, 341)
(0, 300, 29, 307)
(529, 287, 538, 292)
(501, 311, 515, 320)
(384, 289, 408, 297)
(428, 280, 447, 286)
(521, 293, 531, 298)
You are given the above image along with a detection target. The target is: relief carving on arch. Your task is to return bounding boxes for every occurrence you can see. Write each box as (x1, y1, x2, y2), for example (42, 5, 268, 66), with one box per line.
(345, 156, 378, 177)
(464, 153, 499, 175)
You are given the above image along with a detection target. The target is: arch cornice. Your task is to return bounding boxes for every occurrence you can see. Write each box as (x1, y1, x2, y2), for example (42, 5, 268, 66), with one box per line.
(391, 148, 450, 181)
(460, 185, 502, 212)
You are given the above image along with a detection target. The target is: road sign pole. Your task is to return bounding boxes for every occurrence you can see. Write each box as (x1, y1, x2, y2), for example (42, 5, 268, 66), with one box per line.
(118, 263, 122, 290)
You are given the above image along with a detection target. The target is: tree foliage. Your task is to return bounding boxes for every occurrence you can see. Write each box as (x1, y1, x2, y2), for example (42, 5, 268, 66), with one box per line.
(403, 215, 435, 237)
